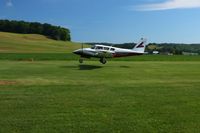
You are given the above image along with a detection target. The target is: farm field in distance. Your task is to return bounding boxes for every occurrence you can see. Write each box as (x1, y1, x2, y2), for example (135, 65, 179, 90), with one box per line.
(0, 60, 200, 132)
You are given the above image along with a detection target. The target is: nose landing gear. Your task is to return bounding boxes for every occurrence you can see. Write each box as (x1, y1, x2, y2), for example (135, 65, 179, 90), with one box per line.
(79, 58, 83, 63)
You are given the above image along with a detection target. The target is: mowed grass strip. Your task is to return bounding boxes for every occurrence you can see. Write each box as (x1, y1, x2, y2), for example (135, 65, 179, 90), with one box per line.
(0, 53, 200, 61)
(0, 61, 200, 132)
(0, 53, 79, 61)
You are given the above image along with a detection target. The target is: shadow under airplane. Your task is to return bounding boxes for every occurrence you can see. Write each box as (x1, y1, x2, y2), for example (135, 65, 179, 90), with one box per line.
(79, 64, 102, 70)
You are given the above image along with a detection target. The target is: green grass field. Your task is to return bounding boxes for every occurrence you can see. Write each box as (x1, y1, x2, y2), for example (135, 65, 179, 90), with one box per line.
(1, 32, 200, 132)
(0, 60, 200, 132)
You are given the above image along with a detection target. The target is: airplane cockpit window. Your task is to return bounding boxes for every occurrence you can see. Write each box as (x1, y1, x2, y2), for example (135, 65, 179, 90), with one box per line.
(91, 46, 95, 49)
(104, 47, 109, 50)
(96, 46, 103, 50)
(110, 48, 115, 51)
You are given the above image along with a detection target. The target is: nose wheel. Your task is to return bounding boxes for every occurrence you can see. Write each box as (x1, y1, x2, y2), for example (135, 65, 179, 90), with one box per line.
(100, 58, 107, 64)
(79, 58, 83, 63)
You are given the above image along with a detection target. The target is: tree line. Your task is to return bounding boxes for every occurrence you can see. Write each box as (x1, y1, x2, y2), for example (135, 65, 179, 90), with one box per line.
(0, 20, 71, 41)
(87, 42, 200, 55)
(146, 43, 200, 54)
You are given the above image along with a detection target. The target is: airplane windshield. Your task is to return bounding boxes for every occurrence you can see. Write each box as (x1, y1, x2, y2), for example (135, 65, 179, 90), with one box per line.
(104, 47, 109, 50)
(91, 46, 95, 49)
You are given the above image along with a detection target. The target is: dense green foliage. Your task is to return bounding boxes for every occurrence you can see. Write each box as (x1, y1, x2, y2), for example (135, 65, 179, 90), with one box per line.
(0, 20, 71, 41)
(0, 61, 200, 132)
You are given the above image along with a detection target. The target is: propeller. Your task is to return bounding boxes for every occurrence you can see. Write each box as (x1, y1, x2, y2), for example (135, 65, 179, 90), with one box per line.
(81, 43, 83, 55)
(78, 43, 84, 63)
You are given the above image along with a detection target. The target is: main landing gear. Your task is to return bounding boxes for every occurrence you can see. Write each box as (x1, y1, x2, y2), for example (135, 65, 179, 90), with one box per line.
(78, 58, 107, 64)
(100, 58, 107, 64)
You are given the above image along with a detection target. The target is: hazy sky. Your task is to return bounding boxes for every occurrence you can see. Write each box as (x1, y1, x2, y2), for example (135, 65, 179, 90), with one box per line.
(1, 0, 200, 43)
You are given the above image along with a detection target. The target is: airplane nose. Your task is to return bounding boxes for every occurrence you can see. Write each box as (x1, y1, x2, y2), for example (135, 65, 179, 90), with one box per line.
(73, 50, 78, 54)
(73, 49, 82, 55)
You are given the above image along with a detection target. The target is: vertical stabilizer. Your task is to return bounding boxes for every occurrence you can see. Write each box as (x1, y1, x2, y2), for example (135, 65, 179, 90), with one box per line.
(133, 38, 147, 53)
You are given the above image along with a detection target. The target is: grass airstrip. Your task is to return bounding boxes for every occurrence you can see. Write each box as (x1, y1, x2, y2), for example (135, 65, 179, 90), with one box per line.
(0, 32, 200, 132)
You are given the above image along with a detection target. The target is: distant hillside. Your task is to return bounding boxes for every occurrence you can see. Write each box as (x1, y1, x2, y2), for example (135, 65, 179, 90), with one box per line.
(0, 32, 82, 53)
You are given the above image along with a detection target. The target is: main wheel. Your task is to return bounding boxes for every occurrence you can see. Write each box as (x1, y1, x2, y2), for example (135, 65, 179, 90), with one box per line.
(79, 58, 83, 63)
(100, 58, 107, 64)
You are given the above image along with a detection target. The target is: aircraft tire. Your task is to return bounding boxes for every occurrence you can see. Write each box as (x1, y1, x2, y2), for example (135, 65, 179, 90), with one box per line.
(79, 58, 83, 63)
(100, 58, 107, 64)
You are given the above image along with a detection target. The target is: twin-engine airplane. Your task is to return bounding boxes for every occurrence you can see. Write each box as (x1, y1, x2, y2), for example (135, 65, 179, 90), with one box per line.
(73, 38, 147, 64)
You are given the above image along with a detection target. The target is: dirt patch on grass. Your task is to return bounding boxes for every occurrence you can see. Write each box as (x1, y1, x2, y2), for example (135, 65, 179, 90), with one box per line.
(0, 48, 10, 52)
(0, 80, 17, 85)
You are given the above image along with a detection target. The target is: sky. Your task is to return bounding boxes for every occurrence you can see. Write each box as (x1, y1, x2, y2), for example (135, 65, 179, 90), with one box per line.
(1, 0, 200, 43)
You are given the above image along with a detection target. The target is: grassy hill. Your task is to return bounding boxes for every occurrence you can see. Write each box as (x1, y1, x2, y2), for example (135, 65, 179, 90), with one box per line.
(0, 32, 81, 53)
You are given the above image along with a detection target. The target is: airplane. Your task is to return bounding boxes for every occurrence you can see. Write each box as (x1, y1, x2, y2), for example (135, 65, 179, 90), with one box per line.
(73, 38, 147, 64)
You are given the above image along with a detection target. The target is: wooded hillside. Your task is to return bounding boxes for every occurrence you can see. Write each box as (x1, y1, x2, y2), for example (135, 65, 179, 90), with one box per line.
(0, 20, 71, 41)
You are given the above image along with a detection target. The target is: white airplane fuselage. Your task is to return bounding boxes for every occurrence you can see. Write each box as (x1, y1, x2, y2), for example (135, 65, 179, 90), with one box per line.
(73, 46, 143, 58)
(73, 38, 147, 64)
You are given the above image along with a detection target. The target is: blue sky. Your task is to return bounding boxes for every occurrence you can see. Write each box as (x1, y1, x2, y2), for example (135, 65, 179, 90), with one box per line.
(1, 0, 200, 43)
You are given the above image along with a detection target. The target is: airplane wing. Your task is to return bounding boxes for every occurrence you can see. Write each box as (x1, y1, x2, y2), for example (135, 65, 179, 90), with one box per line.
(96, 51, 114, 58)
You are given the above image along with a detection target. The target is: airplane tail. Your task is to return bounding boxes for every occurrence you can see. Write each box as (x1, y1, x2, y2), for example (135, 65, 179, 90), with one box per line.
(132, 38, 147, 53)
